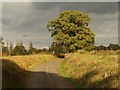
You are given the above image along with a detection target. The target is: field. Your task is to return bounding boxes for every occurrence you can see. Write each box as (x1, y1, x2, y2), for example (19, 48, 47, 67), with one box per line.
(58, 50, 119, 88)
(1, 50, 119, 88)
(2, 54, 56, 88)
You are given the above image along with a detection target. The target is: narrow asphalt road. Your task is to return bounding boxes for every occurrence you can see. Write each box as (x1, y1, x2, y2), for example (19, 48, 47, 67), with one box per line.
(26, 59, 74, 88)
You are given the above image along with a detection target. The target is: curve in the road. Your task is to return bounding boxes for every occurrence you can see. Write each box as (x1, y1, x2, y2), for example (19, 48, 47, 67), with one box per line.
(26, 60, 74, 88)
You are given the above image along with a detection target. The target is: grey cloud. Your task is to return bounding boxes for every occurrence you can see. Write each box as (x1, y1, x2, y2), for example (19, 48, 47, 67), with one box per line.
(89, 12, 118, 46)
(95, 35, 118, 46)
(3, 2, 59, 34)
(31, 2, 58, 10)
(2, 17, 11, 25)
(31, 0, 119, 2)
(31, 2, 118, 14)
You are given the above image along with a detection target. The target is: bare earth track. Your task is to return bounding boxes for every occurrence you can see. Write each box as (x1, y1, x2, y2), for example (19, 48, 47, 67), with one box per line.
(26, 59, 74, 88)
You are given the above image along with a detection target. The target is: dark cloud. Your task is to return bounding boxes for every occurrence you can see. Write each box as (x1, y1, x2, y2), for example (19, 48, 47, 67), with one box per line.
(61, 2, 117, 14)
(31, 2, 58, 10)
(31, 2, 118, 14)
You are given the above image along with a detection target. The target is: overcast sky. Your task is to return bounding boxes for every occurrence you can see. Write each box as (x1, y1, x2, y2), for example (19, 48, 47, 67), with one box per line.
(2, 2, 118, 49)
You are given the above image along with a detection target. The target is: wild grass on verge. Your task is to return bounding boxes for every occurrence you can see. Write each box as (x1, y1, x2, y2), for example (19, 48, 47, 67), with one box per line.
(2, 54, 56, 88)
(58, 50, 119, 88)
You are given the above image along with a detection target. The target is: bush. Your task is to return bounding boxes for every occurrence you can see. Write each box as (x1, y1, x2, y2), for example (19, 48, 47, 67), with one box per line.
(11, 46, 28, 56)
(108, 44, 120, 50)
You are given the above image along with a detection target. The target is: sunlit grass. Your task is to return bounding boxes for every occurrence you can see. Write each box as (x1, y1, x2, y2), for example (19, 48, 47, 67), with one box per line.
(59, 50, 119, 88)
(2, 54, 56, 70)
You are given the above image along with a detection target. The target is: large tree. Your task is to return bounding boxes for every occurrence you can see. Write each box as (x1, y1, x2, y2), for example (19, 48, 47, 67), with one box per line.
(47, 10, 95, 52)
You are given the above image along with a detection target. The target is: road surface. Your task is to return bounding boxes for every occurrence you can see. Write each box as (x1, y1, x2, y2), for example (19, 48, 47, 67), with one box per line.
(26, 59, 74, 88)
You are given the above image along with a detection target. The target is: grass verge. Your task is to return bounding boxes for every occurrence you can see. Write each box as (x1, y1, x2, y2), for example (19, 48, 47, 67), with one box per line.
(2, 54, 56, 88)
(58, 51, 119, 89)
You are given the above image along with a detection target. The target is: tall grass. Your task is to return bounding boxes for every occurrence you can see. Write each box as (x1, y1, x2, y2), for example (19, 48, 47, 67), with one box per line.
(2, 54, 56, 70)
(59, 50, 119, 88)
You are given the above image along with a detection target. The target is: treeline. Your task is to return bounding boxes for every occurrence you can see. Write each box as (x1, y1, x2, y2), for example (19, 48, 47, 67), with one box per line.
(1, 36, 120, 56)
(2, 41, 48, 56)
(1, 42, 120, 56)
(49, 42, 120, 54)
(95, 44, 120, 51)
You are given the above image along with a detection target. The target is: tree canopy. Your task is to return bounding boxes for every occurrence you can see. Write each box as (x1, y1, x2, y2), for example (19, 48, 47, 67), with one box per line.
(47, 10, 95, 52)
(108, 44, 120, 50)
(11, 45, 28, 56)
